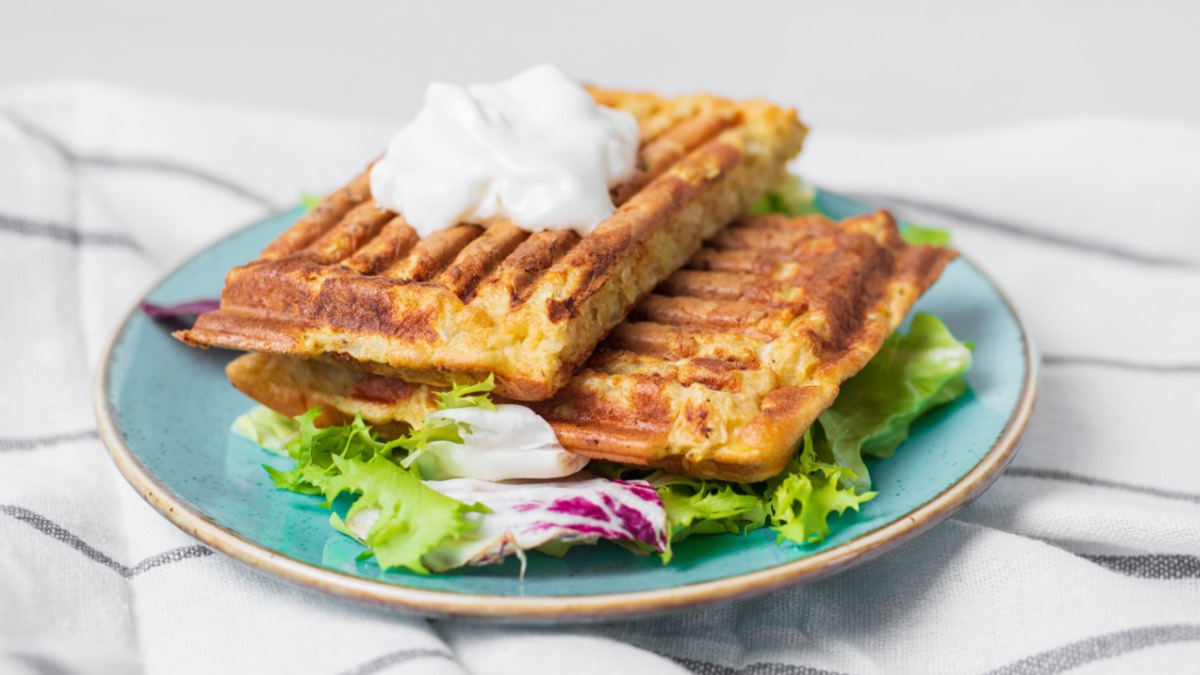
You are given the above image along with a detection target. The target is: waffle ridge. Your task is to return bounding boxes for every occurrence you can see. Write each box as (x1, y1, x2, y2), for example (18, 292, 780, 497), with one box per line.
(226, 211, 958, 482)
(180, 87, 806, 400)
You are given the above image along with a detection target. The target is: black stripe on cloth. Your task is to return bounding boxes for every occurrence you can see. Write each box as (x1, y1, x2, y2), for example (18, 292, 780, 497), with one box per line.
(0, 429, 99, 451)
(0, 212, 143, 252)
(0, 109, 278, 210)
(1081, 554, 1200, 580)
(672, 657, 848, 675)
(982, 624, 1200, 675)
(334, 649, 458, 675)
(7, 652, 77, 675)
(847, 191, 1199, 270)
(1043, 354, 1200, 374)
(0, 504, 212, 577)
(128, 545, 214, 575)
(1021, 535, 1200, 581)
(1004, 467, 1200, 504)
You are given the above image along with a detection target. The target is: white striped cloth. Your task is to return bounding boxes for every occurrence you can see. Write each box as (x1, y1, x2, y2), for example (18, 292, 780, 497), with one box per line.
(2, 83, 1198, 675)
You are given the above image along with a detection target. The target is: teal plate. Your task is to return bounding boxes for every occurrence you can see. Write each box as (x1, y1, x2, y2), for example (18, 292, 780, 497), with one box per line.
(95, 190, 1038, 621)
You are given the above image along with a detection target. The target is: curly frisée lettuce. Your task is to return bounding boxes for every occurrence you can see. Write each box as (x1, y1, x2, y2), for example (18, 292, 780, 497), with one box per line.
(234, 316, 971, 571)
(236, 379, 500, 574)
(595, 431, 874, 558)
(324, 454, 487, 574)
(765, 431, 874, 545)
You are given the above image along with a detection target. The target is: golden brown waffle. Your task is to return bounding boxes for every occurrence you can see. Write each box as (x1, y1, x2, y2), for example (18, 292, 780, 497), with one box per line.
(178, 88, 806, 401)
(226, 211, 957, 483)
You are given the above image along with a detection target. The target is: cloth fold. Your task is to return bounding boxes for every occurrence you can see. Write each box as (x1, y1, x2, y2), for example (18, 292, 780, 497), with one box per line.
(2, 83, 1197, 675)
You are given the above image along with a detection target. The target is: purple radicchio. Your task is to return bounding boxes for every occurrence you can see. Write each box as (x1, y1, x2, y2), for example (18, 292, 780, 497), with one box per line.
(141, 298, 220, 328)
(344, 473, 668, 573)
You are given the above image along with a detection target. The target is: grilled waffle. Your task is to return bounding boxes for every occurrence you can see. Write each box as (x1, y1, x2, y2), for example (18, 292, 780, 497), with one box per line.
(226, 211, 957, 483)
(178, 88, 806, 401)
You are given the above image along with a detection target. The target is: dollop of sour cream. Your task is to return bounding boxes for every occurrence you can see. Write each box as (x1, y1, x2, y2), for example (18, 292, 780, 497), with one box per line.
(407, 404, 589, 481)
(369, 64, 640, 237)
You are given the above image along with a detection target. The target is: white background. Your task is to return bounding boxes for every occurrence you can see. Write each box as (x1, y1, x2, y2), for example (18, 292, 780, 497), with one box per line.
(2, 0, 1198, 133)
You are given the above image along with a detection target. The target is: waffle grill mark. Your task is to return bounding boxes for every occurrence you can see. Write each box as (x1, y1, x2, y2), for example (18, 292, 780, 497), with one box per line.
(792, 229, 896, 353)
(593, 353, 750, 393)
(305, 201, 394, 264)
(530, 375, 676, 464)
(633, 294, 789, 336)
(260, 171, 371, 260)
(218, 256, 324, 319)
(603, 322, 697, 361)
(551, 139, 744, 313)
(634, 140, 741, 246)
(601, 322, 765, 367)
(657, 269, 807, 308)
(586, 88, 676, 142)
(632, 376, 674, 432)
(484, 229, 581, 307)
(315, 277, 438, 342)
(383, 224, 484, 281)
(687, 248, 803, 277)
(632, 104, 679, 144)
(709, 217, 831, 253)
(434, 221, 530, 301)
(660, 269, 738, 301)
(613, 114, 736, 205)
(534, 373, 672, 434)
(342, 216, 420, 275)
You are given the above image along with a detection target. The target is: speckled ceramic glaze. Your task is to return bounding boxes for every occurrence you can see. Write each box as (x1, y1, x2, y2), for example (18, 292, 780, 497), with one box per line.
(95, 190, 1037, 621)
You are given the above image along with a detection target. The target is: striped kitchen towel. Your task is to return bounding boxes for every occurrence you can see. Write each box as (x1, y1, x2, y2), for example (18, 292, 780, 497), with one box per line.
(1, 83, 1198, 675)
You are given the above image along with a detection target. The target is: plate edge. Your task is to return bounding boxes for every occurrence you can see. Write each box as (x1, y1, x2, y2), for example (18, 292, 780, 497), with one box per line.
(92, 202, 1040, 622)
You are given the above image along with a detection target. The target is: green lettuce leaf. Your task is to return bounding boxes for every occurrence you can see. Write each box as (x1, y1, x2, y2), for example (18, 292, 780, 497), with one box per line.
(322, 454, 489, 574)
(766, 431, 875, 544)
(819, 312, 972, 488)
(654, 475, 766, 543)
(231, 406, 298, 453)
(434, 373, 497, 411)
(233, 377, 515, 573)
(748, 174, 823, 216)
(619, 429, 875, 554)
(260, 408, 386, 495)
(299, 192, 323, 211)
(900, 223, 952, 247)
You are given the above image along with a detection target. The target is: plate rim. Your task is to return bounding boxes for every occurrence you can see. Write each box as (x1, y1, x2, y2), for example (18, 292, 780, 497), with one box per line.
(93, 203, 1039, 622)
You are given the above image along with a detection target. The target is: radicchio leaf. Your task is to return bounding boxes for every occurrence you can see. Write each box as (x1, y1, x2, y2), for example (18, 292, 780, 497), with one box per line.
(141, 299, 220, 328)
(344, 474, 668, 573)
